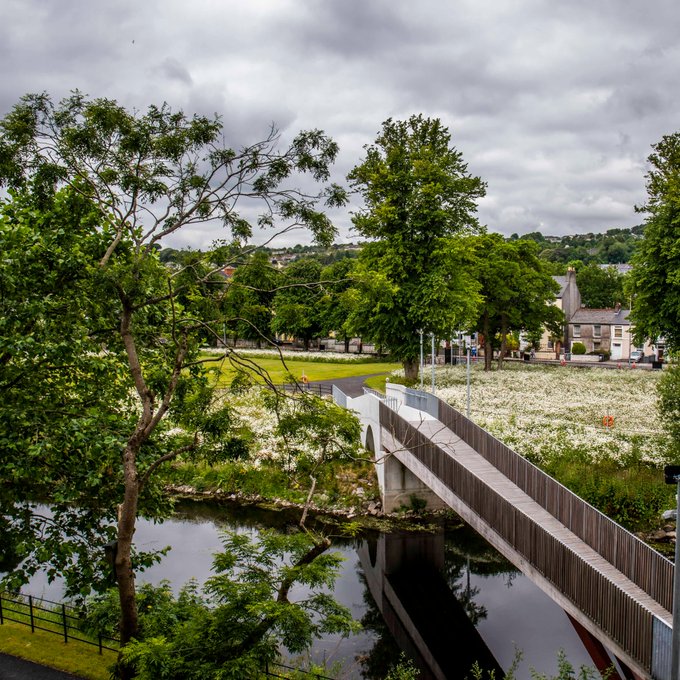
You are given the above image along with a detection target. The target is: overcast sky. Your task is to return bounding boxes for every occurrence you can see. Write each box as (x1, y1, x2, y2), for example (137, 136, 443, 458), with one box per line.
(2, 0, 679, 248)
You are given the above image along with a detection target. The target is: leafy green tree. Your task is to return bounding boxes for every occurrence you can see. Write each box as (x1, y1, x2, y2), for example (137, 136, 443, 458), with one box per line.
(575, 264, 626, 308)
(85, 531, 358, 679)
(268, 388, 361, 526)
(223, 250, 280, 347)
(0, 186, 136, 596)
(469, 234, 562, 370)
(319, 258, 357, 352)
(0, 92, 346, 655)
(629, 132, 680, 351)
(658, 365, 680, 460)
(271, 258, 324, 350)
(346, 115, 485, 379)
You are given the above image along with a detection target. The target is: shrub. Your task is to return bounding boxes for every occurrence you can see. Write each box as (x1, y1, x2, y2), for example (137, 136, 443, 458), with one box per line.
(571, 342, 586, 355)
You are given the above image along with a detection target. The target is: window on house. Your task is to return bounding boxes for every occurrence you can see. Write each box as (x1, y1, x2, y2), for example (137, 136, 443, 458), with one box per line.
(573, 325, 581, 338)
(593, 340, 601, 350)
(614, 326, 623, 338)
(593, 324, 601, 338)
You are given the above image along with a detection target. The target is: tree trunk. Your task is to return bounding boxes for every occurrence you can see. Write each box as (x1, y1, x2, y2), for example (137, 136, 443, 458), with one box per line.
(497, 317, 508, 370)
(344, 335, 350, 353)
(304, 337, 310, 351)
(114, 444, 141, 679)
(482, 315, 493, 372)
(403, 358, 419, 382)
(300, 474, 317, 528)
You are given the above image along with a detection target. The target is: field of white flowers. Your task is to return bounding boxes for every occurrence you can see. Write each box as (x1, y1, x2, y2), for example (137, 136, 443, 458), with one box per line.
(202, 348, 372, 362)
(428, 363, 668, 466)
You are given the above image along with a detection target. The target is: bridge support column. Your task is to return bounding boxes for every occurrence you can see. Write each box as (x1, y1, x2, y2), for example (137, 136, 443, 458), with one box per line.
(567, 613, 628, 680)
(381, 448, 447, 513)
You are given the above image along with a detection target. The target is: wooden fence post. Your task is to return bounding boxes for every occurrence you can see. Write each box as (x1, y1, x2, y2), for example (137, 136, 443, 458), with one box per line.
(29, 595, 34, 632)
(62, 604, 68, 643)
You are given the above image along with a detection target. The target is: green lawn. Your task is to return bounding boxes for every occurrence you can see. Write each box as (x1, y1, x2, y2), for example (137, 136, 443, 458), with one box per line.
(0, 620, 117, 679)
(202, 354, 400, 387)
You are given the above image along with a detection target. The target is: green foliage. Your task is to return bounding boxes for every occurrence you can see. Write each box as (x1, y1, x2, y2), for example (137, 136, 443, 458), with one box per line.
(223, 251, 280, 346)
(576, 264, 626, 308)
(629, 131, 680, 352)
(534, 445, 673, 531)
(386, 653, 419, 680)
(658, 363, 680, 460)
(530, 228, 639, 267)
(268, 391, 362, 474)
(528, 649, 605, 680)
(571, 342, 587, 355)
(346, 116, 485, 378)
(318, 258, 357, 346)
(271, 258, 325, 348)
(84, 532, 359, 679)
(469, 234, 562, 370)
(0, 91, 348, 646)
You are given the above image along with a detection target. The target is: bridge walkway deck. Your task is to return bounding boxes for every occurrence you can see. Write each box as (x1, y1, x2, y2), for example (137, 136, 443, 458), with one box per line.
(389, 415, 671, 628)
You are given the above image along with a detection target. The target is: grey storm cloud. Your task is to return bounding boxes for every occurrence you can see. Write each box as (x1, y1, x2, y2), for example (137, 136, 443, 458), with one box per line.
(2, 0, 680, 248)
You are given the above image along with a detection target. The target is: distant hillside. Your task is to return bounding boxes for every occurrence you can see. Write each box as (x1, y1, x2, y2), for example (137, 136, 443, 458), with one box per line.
(159, 227, 644, 272)
(514, 226, 644, 270)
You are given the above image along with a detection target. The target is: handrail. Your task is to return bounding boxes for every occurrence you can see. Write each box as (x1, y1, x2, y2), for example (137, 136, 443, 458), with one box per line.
(435, 396, 674, 613)
(378, 400, 671, 677)
(362, 387, 399, 411)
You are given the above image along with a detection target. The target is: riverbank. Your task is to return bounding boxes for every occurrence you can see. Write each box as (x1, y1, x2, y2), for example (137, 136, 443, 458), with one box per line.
(163, 482, 457, 534)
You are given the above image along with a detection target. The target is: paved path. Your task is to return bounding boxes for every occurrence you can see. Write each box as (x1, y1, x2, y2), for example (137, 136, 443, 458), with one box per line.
(0, 653, 83, 680)
(307, 372, 388, 397)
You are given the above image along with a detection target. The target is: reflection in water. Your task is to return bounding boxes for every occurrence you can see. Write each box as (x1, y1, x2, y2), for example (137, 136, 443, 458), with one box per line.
(17, 501, 596, 679)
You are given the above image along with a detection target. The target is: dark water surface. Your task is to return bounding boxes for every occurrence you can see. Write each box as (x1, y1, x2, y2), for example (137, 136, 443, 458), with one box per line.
(25, 501, 595, 679)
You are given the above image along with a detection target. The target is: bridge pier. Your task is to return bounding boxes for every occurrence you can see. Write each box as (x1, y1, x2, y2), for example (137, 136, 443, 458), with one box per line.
(352, 395, 446, 513)
(382, 452, 447, 513)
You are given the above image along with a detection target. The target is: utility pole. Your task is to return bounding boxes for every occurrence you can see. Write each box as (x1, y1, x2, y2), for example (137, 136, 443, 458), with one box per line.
(466, 348, 471, 418)
(419, 329, 424, 391)
(431, 333, 436, 394)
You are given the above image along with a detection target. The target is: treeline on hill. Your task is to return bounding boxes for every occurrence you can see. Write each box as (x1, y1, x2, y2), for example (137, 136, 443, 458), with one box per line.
(514, 226, 644, 270)
(160, 225, 643, 272)
(159, 224, 640, 318)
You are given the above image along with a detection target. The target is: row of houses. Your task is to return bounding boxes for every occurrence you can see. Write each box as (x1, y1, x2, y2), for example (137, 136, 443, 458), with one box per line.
(538, 269, 664, 362)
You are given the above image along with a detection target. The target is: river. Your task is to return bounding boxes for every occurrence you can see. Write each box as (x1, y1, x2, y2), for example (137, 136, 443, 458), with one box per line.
(23, 501, 596, 679)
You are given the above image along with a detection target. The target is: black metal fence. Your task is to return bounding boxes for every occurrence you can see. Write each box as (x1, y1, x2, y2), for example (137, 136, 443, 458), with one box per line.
(276, 382, 334, 397)
(0, 591, 119, 653)
(0, 591, 339, 677)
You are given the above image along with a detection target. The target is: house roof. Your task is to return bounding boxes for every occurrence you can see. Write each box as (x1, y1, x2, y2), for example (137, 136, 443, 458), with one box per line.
(569, 308, 631, 325)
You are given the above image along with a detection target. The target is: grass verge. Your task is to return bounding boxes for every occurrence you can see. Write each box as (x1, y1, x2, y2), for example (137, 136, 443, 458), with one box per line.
(0, 620, 117, 679)
(200, 354, 399, 387)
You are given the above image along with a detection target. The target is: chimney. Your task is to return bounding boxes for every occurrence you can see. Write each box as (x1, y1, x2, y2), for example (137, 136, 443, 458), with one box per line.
(614, 302, 621, 313)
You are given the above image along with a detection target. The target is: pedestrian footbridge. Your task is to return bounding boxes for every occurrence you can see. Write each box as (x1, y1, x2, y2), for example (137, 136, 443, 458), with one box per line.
(332, 383, 675, 680)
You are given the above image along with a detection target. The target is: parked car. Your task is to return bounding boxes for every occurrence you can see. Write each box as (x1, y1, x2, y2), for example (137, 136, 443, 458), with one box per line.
(630, 349, 644, 363)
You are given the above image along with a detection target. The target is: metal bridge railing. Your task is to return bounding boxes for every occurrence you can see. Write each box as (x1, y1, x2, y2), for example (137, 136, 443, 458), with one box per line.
(362, 387, 399, 411)
(379, 400, 672, 677)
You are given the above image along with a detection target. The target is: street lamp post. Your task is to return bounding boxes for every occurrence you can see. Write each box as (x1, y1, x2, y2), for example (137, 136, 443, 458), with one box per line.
(665, 465, 680, 680)
(430, 333, 436, 394)
(419, 329, 424, 391)
(466, 348, 471, 418)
